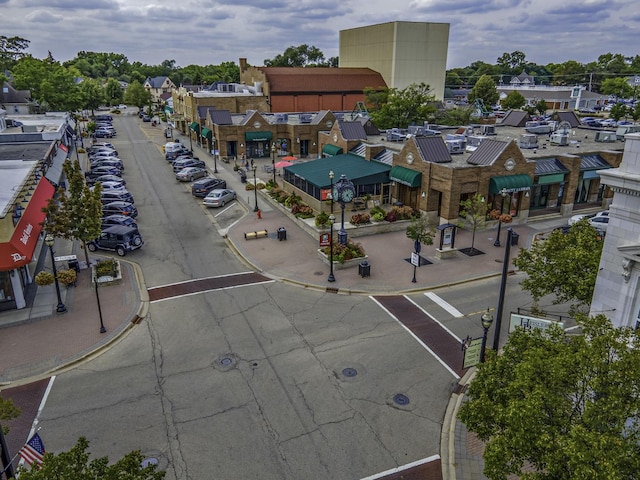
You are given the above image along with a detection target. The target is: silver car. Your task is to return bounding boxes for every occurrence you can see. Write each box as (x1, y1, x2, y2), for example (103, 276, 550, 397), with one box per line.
(176, 167, 208, 182)
(203, 189, 236, 207)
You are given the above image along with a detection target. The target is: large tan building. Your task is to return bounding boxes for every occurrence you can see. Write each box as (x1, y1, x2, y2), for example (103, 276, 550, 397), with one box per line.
(339, 21, 449, 99)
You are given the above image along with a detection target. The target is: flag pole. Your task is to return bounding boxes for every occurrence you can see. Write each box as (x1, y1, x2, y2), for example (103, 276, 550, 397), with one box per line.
(0, 423, 16, 479)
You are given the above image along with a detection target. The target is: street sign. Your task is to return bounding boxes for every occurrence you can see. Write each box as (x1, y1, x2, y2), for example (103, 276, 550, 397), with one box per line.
(462, 337, 483, 368)
(319, 233, 330, 247)
(411, 252, 420, 267)
(509, 313, 564, 333)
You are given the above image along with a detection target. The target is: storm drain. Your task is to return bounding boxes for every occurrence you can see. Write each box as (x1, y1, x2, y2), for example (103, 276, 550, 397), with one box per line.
(393, 394, 410, 406)
(214, 353, 238, 371)
(342, 367, 358, 378)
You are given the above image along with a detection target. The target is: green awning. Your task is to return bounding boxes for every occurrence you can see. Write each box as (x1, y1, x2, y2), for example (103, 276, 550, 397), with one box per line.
(201, 127, 212, 139)
(322, 144, 343, 156)
(389, 165, 422, 188)
(489, 174, 533, 194)
(582, 170, 600, 180)
(537, 173, 565, 185)
(245, 131, 272, 142)
(189, 122, 200, 132)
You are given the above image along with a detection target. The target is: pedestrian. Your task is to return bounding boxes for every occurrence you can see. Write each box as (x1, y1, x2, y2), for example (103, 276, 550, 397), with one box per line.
(241, 154, 246, 167)
(250, 158, 254, 169)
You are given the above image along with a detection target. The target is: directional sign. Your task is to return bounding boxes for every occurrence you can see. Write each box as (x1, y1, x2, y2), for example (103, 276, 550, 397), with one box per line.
(411, 252, 420, 267)
(463, 337, 483, 368)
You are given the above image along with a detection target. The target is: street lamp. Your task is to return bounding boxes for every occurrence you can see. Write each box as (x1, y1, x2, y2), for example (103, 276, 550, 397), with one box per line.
(494, 188, 509, 247)
(212, 134, 218, 173)
(480, 309, 494, 362)
(252, 164, 259, 212)
(271, 142, 277, 185)
(329, 170, 334, 214)
(44, 234, 66, 313)
(328, 214, 336, 282)
(94, 272, 107, 334)
(493, 228, 514, 352)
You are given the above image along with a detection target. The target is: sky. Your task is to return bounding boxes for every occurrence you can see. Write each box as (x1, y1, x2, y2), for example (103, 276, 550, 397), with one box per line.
(2, 0, 639, 70)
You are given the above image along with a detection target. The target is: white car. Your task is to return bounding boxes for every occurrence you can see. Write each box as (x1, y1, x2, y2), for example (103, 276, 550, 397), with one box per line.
(589, 215, 609, 232)
(568, 210, 609, 226)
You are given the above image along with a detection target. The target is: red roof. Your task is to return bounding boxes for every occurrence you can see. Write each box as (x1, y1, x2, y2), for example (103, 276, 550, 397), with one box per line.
(257, 67, 387, 93)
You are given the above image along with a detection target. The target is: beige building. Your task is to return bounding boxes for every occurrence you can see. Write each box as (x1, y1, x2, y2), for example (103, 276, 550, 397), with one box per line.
(339, 21, 449, 99)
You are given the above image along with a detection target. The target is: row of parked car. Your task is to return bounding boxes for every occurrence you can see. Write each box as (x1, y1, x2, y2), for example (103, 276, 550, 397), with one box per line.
(93, 115, 118, 138)
(163, 141, 237, 208)
(84, 141, 144, 256)
(580, 117, 634, 128)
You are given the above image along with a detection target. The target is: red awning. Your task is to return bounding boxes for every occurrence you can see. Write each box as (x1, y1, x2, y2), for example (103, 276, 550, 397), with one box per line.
(0, 178, 55, 270)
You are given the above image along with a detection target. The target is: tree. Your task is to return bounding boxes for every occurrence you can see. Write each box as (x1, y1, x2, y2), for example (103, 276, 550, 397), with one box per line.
(467, 74, 499, 109)
(18, 436, 164, 479)
(264, 44, 327, 67)
(500, 90, 526, 110)
(458, 193, 488, 253)
(0, 35, 30, 73)
(496, 51, 526, 73)
(79, 79, 103, 116)
(124, 81, 151, 111)
(600, 77, 633, 100)
(405, 213, 435, 247)
(1, 396, 20, 434)
(459, 314, 640, 480)
(534, 98, 548, 115)
(610, 102, 629, 122)
(43, 159, 103, 266)
(367, 83, 436, 129)
(104, 78, 123, 106)
(512, 220, 603, 314)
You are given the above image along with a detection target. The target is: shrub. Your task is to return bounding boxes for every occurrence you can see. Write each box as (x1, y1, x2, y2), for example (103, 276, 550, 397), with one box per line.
(57, 269, 77, 285)
(284, 193, 302, 208)
(390, 205, 416, 220)
(35, 271, 55, 286)
(321, 240, 366, 264)
(292, 204, 314, 218)
(370, 205, 386, 217)
(315, 211, 330, 227)
(245, 183, 255, 191)
(350, 213, 371, 225)
(372, 211, 385, 222)
(385, 211, 398, 222)
(95, 258, 118, 278)
(256, 182, 266, 190)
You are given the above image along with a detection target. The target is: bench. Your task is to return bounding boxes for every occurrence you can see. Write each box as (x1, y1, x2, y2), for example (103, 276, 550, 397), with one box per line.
(244, 230, 268, 240)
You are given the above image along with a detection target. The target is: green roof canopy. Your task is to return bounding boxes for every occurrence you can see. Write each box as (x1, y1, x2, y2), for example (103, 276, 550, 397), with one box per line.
(489, 174, 533, 194)
(245, 131, 272, 142)
(284, 154, 391, 187)
(201, 127, 212, 139)
(537, 173, 565, 185)
(189, 122, 200, 132)
(322, 144, 344, 156)
(389, 165, 422, 188)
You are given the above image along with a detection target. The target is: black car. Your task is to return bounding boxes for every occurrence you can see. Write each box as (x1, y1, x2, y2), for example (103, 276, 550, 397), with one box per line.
(87, 225, 143, 257)
(166, 148, 192, 162)
(87, 174, 125, 186)
(101, 190, 134, 205)
(102, 201, 138, 218)
(101, 214, 138, 230)
(91, 158, 124, 170)
(191, 177, 227, 197)
(173, 158, 206, 173)
(86, 166, 122, 180)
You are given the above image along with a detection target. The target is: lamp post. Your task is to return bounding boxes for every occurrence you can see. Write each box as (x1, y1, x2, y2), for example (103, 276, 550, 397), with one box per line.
(328, 214, 336, 282)
(271, 142, 277, 185)
(411, 240, 421, 283)
(94, 272, 107, 334)
(188, 122, 193, 153)
(44, 234, 67, 313)
(480, 309, 494, 363)
(493, 228, 514, 351)
(329, 170, 334, 214)
(494, 188, 508, 247)
(252, 164, 259, 212)
(212, 134, 218, 173)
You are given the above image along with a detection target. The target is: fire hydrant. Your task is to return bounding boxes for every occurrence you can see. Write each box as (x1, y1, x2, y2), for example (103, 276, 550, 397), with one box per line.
(257, 209, 262, 220)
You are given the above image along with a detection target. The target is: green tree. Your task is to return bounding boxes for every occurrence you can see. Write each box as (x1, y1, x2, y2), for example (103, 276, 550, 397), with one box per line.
(264, 44, 328, 67)
(600, 77, 634, 100)
(18, 436, 164, 479)
(458, 314, 640, 480)
(79, 79, 103, 116)
(405, 213, 435, 247)
(512, 219, 603, 314)
(630, 102, 640, 123)
(534, 98, 548, 115)
(0, 35, 30, 73)
(368, 83, 436, 129)
(610, 102, 629, 122)
(500, 90, 526, 110)
(124, 80, 151, 111)
(104, 78, 123, 106)
(496, 51, 526, 74)
(458, 193, 488, 253)
(43, 159, 102, 266)
(435, 106, 475, 126)
(467, 75, 499, 109)
(1, 396, 21, 434)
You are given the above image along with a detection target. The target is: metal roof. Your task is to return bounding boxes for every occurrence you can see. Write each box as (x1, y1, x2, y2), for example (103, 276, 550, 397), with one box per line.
(339, 121, 367, 140)
(534, 158, 569, 175)
(581, 154, 611, 170)
(284, 154, 391, 188)
(467, 139, 510, 166)
(415, 136, 452, 163)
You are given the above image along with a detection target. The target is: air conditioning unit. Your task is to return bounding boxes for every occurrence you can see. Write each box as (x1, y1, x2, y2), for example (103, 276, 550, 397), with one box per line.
(595, 131, 617, 142)
(519, 134, 538, 149)
(480, 125, 496, 135)
(275, 113, 288, 124)
(298, 114, 312, 124)
(549, 133, 569, 146)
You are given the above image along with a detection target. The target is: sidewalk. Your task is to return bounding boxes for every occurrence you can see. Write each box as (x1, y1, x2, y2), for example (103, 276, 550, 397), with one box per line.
(0, 118, 570, 478)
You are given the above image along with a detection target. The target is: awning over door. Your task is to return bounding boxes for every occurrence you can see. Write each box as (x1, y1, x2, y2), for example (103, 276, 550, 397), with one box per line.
(45, 148, 68, 187)
(201, 127, 212, 139)
(489, 174, 533, 193)
(245, 131, 272, 142)
(0, 178, 55, 270)
(322, 144, 343, 156)
(537, 173, 565, 185)
(189, 122, 200, 132)
(389, 165, 422, 188)
(582, 170, 600, 180)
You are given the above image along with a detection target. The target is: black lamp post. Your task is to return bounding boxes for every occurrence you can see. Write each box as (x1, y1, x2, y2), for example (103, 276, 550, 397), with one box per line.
(252, 164, 259, 212)
(328, 214, 336, 282)
(411, 240, 421, 283)
(329, 170, 334, 214)
(271, 142, 277, 185)
(494, 188, 508, 247)
(480, 309, 494, 362)
(493, 228, 514, 351)
(94, 272, 107, 334)
(212, 134, 218, 173)
(188, 122, 193, 153)
(44, 234, 67, 313)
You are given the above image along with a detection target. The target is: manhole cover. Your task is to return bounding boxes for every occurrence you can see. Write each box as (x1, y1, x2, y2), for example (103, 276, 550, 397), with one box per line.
(342, 367, 358, 377)
(314, 271, 324, 276)
(220, 357, 233, 366)
(141, 457, 158, 467)
(393, 394, 410, 406)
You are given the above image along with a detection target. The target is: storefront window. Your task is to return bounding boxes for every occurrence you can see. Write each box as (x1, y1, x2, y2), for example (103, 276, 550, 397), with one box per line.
(0, 271, 16, 310)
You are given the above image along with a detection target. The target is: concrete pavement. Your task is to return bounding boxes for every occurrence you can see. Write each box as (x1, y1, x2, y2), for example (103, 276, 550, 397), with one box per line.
(0, 116, 571, 479)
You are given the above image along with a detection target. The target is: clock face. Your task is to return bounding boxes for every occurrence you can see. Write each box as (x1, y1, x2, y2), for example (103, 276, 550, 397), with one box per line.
(253, 121, 261, 128)
(331, 186, 339, 201)
(504, 158, 516, 171)
(326, 120, 333, 128)
(406, 153, 414, 164)
(333, 132, 338, 142)
(341, 188, 355, 203)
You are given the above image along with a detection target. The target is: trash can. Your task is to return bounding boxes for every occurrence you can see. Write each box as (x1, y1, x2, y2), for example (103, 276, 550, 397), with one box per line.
(68, 259, 79, 272)
(239, 170, 247, 183)
(358, 260, 371, 278)
(510, 231, 519, 246)
(277, 227, 287, 241)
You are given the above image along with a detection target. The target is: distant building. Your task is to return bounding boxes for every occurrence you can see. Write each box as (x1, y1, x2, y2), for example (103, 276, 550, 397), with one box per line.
(339, 21, 450, 99)
(143, 76, 177, 105)
(1, 82, 32, 115)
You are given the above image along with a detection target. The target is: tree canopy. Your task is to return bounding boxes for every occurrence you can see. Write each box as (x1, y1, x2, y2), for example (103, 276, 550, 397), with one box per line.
(263, 44, 336, 67)
(365, 83, 437, 129)
(459, 314, 640, 480)
(501, 90, 526, 110)
(467, 74, 499, 108)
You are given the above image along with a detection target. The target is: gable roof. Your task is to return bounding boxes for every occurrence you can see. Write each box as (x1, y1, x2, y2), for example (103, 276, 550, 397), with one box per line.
(257, 67, 387, 93)
(339, 121, 367, 140)
(501, 110, 530, 127)
(210, 109, 233, 125)
(555, 111, 580, 127)
(414, 136, 452, 163)
(1, 82, 30, 104)
(534, 158, 569, 175)
(467, 139, 510, 166)
(145, 76, 169, 88)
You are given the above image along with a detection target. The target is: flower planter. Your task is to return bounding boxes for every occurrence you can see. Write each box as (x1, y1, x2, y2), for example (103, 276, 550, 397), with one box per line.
(317, 249, 368, 270)
(91, 260, 123, 286)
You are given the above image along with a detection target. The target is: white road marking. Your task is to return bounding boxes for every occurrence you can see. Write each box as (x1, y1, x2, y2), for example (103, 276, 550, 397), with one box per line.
(407, 296, 462, 342)
(359, 454, 441, 480)
(424, 291, 464, 318)
(149, 280, 275, 303)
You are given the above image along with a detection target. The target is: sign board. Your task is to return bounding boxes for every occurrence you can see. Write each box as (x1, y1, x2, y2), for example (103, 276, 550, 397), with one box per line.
(462, 337, 484, 368)
(509, 313, 564, 333)
(319, 233, 330, 247)
(411, 252, 420, 267)
(320, 189, 332, 201)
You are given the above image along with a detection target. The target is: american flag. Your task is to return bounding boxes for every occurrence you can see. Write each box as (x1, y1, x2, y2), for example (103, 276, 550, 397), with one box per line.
(19, 433, 46, 466)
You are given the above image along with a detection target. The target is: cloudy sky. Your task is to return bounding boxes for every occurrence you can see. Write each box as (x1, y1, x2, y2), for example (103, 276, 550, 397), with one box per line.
(3, 0, 639, 69)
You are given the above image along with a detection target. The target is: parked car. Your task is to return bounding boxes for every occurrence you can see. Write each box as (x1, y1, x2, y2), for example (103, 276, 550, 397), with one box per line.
(93, 180, 126, 191)
(166, 148, 192, 162)
(101, 214, 138, 230)
(101, 189, 134, 205)
(88, 144, 117, 155)
(102, 201, 138, 218)
(94, 129, 115, 138)
(168, 153, 195, 165)
(87, 174, 125, 186)
(589, 215, 609, 232)
(176, 167, 208, 182)
(91, 160, 124, 173)
(87, 225, 143, 256)
(568, 210, 609, 225)
(142, 115, 151, 122)
(598, 118, 617, 127)
(191, 177, 227, 197)
(95, 114, 113, 122)
(90, 154, 123, 165)
(86, 166, 123, 180)
(173, 158, 205, 173)
(203, 188, 236, 207)
(89, 149, 118, 159)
